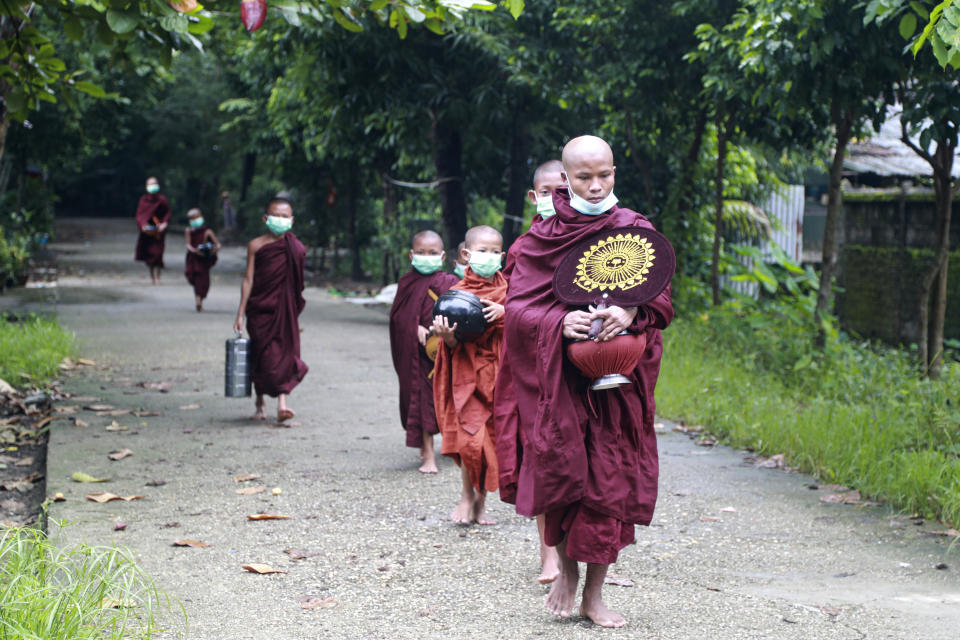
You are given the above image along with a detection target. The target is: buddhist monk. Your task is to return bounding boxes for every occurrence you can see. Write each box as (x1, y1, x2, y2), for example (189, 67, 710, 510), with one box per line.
(388, 230, 459, 474)
(452, 241, 468, 279)
(494, 136, 673, 627)
(184, 208, 221, 312)
(432, 225, 507, 525)
(502, 159, 566, 584)
(233, 197, 309, 423)
(134, 177, 171, 284)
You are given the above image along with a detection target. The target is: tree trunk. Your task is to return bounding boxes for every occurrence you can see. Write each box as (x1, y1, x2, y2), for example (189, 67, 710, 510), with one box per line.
(664, 108, 707, 218)
(815, 102, 854, 348)
(347, 165, 363, 281)
(502, 112, 530, 250)
(711, 107, 729, 307)
(240, 152, 257, 204)
(381, 171, 398, 285)
(431, 117, 467, 253)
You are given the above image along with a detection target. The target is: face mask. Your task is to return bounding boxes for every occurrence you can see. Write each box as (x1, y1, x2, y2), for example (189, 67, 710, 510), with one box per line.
(411, 254, 444, 275)
(467, 250, 502, 278)
(536, 194, 556, 218)
(146, 184, 159, 194)
(265, 215, 293, 235)
(568, 187, 618, 216)
(454, 263, 466, 278)
(189, 217, 204, 229)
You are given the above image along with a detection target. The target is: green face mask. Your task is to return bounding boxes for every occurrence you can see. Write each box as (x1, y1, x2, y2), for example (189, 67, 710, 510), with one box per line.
(265, 215, 293, 235)
(189, 217, 204, 229)
(453, 263, 466, 278)
(411, 254, 443, 275)
(146, 184, 160, 194)
(467, 250, 502, 278)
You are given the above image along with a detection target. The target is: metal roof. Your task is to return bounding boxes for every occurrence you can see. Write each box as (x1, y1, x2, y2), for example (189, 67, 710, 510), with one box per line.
(844, 109, 960, 179)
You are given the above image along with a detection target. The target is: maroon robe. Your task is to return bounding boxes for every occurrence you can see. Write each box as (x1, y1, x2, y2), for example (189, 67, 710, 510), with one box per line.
(246, 233, 309, 397)
(184, 226, 217, 300)
(494, 187, 674, 564)
(134, 193, 171, 268)
(388, 268, 459, 448)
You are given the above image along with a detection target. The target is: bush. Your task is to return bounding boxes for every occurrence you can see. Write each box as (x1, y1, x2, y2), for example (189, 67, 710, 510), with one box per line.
(0, 315, 75, 385)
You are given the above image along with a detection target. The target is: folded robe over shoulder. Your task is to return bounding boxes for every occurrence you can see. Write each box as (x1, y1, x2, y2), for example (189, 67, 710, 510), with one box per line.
(134, 193, 171, 268)
(389, 269, 459, 449)
(184, 226, 217, 300)
(246, 233, 309, 398)
(433, 268, 508, 493)
(494, 186, 674, 564)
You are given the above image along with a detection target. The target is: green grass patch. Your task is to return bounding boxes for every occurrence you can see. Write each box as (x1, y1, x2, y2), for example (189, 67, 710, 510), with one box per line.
(658, 301, 960, 528)
(0, 315, 75, 385)
(0, 525, 177, 639)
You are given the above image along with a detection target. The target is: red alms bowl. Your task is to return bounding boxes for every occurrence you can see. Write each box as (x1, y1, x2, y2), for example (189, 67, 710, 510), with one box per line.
(566, 332, 647, 390)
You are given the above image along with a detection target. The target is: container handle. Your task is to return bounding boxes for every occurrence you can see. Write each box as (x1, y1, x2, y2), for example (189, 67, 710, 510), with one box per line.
(235, 331, 242, 339)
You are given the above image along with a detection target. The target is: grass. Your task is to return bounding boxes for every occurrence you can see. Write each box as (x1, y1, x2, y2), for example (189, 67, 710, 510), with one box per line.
(0, 524, 177, 639)
(0, 315, 75, 385)
(657, 306, 960, 528)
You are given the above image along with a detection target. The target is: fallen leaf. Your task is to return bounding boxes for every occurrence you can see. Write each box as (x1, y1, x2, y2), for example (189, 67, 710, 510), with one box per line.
(72, 418, 88, 428)
(133, 410, 160, 417)
(603, 574, 635, 587)
(84, 404, 115, 412)
(105, 421, 128, 432)
(51, 492, 65, 502)
(926, 529, 960, 538)
(233, 473, 262, 483)
(96, 409, 131, 417)
(242, 563, 286, 574)
(820, 490, 880, 506)
(1, 473, 42, 492)
(54, 405, 79, 415)
(172, 539, 209, 547)
(755, 453, 786, 469)
(700, 516, 721, 522)
(85, 492, 144, 503)
(285, 549, 321, 560)
(695, 437, 717, 446)
(720, 506, 738, 513)
(236, 486, 266, 495)
(14, 456, 33, 467)
(0, 417, 20, 426)
(673, 424, 703, 434)
(113, 522, 127, 531)
(33, 417, 54, 429)
(77, 358, 97, 366)
(247, 514, 293, 521)
(107, 449, 134, 461)
(145, 479, 167, 487)
(71, 396, 101, 402)
(138, 381, 171, 393)
(59, 358, 76, 370)
(72, 472, 109, 483)
(295, 595, 336, 609)
(178, 404, 201, 411)
(159, 522, 180, 528)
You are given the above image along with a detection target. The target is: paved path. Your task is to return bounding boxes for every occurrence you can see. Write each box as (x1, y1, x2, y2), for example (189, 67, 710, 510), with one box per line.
(3, 217, 959, 639)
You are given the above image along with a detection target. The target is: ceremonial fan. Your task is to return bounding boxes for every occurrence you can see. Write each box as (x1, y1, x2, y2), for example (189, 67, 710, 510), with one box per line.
(552, 227, 675, 390)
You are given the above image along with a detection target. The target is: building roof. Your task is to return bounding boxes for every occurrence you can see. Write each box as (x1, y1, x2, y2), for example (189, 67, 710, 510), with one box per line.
(844, 109, 960, 179)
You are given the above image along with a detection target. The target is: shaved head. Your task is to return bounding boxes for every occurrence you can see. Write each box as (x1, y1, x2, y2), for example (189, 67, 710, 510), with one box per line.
(187, 208, 202, 219)
(561, 135, 616, 203)
(412, 229, 443, 247)
(533, 160, 564, 189)
(464, 225, 502, 250)
(561, 135, 614, 172)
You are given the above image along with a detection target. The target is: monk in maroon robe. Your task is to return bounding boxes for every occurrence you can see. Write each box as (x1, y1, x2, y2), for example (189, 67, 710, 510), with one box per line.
(184, 208, 221, 311)
(495, 136, 673, 628)
(234, 198, 308, 423)
(134, 176, 171, 284)
(388, 230, 459, 474)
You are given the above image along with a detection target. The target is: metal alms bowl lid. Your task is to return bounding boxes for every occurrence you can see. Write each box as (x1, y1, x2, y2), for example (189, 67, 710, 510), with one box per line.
(432, 289, 488, 342)
(552, 226, 675, 307)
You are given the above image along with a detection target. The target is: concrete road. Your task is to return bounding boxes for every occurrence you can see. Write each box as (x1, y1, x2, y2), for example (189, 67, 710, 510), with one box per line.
(4, 217, 958, 639)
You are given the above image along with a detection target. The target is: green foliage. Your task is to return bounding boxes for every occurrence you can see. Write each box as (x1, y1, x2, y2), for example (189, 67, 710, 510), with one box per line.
(0, 315, 74, 384)
(871, 0, 960, 69)
(0, 525, 173, 639)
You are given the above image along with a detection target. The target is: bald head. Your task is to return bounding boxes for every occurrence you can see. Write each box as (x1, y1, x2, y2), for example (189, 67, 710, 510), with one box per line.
(561, 135, 616, 203)
(528, 159, 565, 205)
(411, 229, 444, 256)
(464, 225, 502, 251)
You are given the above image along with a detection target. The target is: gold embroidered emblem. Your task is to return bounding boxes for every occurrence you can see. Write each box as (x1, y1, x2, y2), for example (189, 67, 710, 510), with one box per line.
(574, 233, 655, 292)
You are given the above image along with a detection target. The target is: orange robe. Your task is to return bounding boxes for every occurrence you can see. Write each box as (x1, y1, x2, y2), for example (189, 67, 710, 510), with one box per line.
(433, 268, 508, 493)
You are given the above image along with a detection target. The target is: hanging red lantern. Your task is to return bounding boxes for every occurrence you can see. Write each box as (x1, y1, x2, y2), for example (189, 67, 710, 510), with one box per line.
(241, 0, 267, 31)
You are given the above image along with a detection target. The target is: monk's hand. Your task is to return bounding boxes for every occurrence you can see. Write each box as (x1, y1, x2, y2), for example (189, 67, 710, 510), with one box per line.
(591, 305, 638, 342)
(562, 310, 593, 340)
(233, 316, 244, 334)
(432, 315, 458, 348)
(417, 325, 430, 346)
(481, 299, 504, 322)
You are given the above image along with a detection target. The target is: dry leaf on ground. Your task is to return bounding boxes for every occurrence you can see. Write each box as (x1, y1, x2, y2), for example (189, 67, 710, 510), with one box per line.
(133, 410, 160, 417)
(85, 492, 144, 503)
(720, 506, 738, 513)
(72, 418, 88, 428)
(77, 358, 97, 366)
(1, 473, 43, 492)
(33, 417, 54, 429)
(242, 563, 286, 574)
(84, 404, 115, 412)
(820, 490, 880, 506)
(107, 449, 134, 461)
(603, 574, 635, 587)
(54, 405, 79, 414)
(179, 404, 201, 411)
(72, 472, 109, 483)
(236, 486, 266, 495)
(113, 522, 127, 531)
(233, 473, 262, 483)
(71, 396, 100, 402)
(138, 381, 171, 392)
(105, 421, 128, 432)
(754, 453, 786, 469)
(96, 409, 131, 417)
(100, 598, 135, 609)
(51, 492, 65, 502)
(247, 514, 293, 521)
(172, 539, 210, 547)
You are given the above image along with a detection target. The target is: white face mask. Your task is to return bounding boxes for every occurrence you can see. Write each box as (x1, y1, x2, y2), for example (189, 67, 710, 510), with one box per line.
(535, 195, 556, 218)
(567, 187, 618, 216)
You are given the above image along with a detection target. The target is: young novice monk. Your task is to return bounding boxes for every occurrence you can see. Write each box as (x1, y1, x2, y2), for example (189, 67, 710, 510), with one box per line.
(233, 197, 309, 423)
(388, 230, 459, 474)
(134, 176, 170, 284)
(432, 226, 507, 525)
(184, 208, 221, 312)
(452, 241, 468, 279)
(495, 136, 673, 627)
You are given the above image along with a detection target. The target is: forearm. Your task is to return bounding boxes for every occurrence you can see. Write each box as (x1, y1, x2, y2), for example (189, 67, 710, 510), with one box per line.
(236, 278, 252, 318)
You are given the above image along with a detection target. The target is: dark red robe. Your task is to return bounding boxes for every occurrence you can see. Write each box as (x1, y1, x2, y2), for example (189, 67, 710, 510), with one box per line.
(434, 268, 508, 492)
(134, 193, 171, 268)
(494, 187, 673, 565)
(388, 269, 459, 448)
(246, 233, 309, 397)
(184, 226, 217, 300)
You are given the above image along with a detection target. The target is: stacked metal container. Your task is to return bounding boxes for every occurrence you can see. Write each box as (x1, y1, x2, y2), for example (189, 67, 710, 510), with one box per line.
(225, 333, 252, 397)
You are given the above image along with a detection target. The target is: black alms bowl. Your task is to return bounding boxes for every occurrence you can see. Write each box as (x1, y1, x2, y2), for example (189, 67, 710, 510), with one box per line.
(433, 289, 487, 342)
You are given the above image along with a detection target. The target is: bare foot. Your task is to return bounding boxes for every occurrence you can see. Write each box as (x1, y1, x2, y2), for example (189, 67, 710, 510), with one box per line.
(471, 492, 496, 525)
(450, 498, 471, 524)
(545, 564, 579, 618)
(277, 408, 295, 422)
(252, 402, 266, 421)
(418, 458, 438, 474)
(580, 599, 626, 628)
(538, 548, 561, 584)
